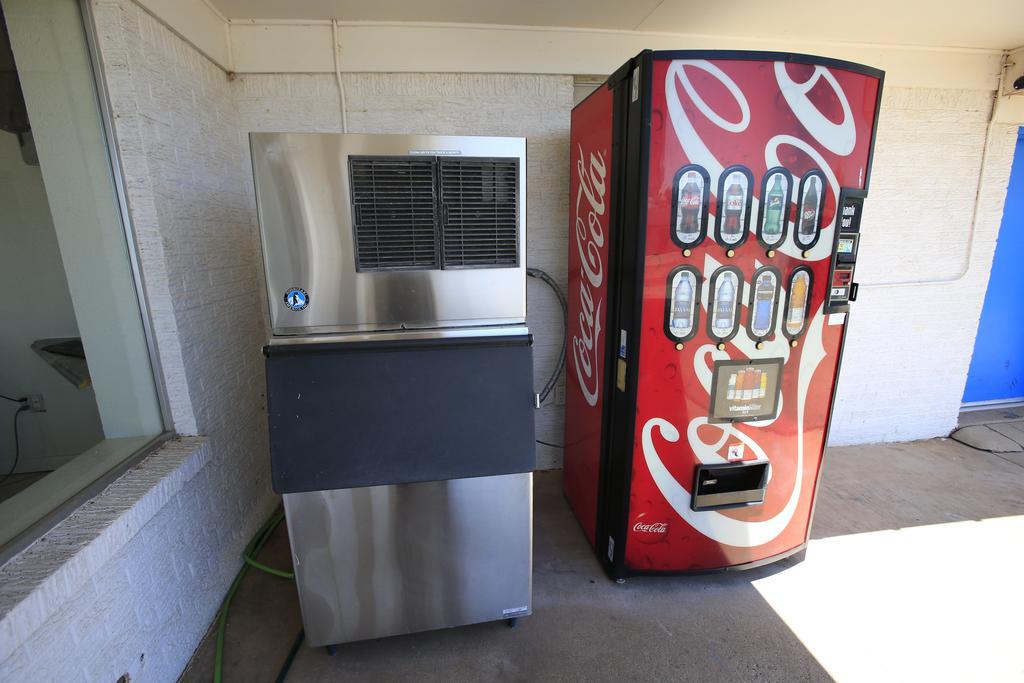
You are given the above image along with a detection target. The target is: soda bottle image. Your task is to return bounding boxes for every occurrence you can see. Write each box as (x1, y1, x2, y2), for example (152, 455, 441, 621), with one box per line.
(713, 275, 736, 334)
(787, 272, 809, 335)
(676, 173, 702, 241)
(721, 178, 745, 241)
(743, 369, 754, 401)
(762, 175, 786, 241)
(751, 272, 775, 336)
(759, 371, 769, 399)
(799, 176, 820, 238)
(670, 274, 693, 334)
(735, 368, 748, 402)
(726, 372, 737, 400)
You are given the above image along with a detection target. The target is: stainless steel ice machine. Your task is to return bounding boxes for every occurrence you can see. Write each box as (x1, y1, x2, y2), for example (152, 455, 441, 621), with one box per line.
(250, 133, 535, 648)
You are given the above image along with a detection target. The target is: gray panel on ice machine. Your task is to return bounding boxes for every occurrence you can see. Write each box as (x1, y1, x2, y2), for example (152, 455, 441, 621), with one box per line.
(250, 133, 536, 648)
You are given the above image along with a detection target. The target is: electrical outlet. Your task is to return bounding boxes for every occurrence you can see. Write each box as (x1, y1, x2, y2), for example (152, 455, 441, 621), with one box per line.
(27, 394, 45, 412)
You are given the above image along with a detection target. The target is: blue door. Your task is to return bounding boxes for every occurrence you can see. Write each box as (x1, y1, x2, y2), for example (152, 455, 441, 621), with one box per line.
(963, 127, 1024, 404)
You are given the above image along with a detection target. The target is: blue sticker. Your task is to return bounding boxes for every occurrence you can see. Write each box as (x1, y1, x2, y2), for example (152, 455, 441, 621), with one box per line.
(284, 287, 309, 311)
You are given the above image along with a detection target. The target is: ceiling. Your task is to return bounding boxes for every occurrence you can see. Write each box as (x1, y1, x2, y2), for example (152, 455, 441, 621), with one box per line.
(210, 0, 1024, 51)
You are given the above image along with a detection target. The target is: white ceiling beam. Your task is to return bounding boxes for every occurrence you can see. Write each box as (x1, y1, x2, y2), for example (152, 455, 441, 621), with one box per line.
(227, 21, 1003, 91)
(119, 1, 1006, 93)
(132, 0, 232, 69)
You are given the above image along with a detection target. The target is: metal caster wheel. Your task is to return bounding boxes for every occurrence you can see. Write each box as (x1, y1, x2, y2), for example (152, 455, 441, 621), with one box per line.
(325, 644, 338, 657)
(615, 578, 626, 584)
(506, 618, 518, 628)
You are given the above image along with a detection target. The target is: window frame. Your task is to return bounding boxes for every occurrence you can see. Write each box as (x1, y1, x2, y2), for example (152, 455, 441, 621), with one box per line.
(0, 0, 174, 564)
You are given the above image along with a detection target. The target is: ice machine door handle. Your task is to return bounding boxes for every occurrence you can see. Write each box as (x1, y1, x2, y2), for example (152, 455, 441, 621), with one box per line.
(264, 334, 537, 493)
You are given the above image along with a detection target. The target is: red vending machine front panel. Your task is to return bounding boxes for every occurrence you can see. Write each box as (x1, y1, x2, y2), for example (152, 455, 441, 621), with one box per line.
(563, 85, 615, 546)
(624, 56, 881, 571)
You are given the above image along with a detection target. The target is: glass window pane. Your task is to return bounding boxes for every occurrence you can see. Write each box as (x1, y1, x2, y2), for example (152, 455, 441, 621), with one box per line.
(0, 0, 165, 550)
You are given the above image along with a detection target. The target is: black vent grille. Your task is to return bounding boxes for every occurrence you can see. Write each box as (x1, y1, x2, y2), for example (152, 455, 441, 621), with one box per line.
(350, 157, 439, 271)
(439, 158, 520, 268)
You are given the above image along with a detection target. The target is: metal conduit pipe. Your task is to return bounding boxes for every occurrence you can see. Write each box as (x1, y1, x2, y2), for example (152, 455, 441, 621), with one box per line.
(862, 52, 1011, 289)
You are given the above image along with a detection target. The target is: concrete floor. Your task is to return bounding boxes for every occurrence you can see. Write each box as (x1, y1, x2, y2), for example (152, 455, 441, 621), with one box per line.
(952, 406, 1024, 456)
(0, 472, 48, 504)
(181, 430, 1024, 682)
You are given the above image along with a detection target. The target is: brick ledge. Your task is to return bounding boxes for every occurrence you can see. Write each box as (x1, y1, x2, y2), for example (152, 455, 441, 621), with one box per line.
(0, 437, 210, 661)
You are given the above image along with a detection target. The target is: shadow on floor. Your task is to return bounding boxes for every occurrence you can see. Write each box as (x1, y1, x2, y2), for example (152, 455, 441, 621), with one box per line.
(0, 471, 48, 504)
(811, 435, 1024, 540)
(182, 470, 829, 682)
(181, 434, 1024, 682)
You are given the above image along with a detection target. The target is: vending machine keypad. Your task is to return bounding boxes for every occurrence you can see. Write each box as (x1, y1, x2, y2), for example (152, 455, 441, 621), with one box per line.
(827, 189, 866, 311)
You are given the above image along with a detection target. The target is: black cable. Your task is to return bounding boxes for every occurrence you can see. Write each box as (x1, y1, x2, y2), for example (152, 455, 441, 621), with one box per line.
(214, 509, 291, 682)
(0, 394, 26, 404)
(990, 425, 1024, 450)
(948, 434, 1002, 453)
(536, 439, 564, 449)
(948, 425, 1024, 454)
(274, 628, 305, 683)
(949, 427, 1024, 471)
(1, 406, 30, 486)
(526, 267, 568, 405)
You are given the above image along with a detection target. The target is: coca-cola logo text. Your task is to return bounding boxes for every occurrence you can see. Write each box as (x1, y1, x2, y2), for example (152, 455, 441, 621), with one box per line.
(633, 521, 668, 533)
(571, 144, 608, 407)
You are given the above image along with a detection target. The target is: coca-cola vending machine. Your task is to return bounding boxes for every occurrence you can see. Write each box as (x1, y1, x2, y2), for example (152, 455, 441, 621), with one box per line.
(564, 50, 883, 577)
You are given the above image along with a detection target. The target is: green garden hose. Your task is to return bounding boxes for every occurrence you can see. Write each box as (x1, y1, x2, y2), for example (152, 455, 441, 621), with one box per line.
(213, 508, 296, 683)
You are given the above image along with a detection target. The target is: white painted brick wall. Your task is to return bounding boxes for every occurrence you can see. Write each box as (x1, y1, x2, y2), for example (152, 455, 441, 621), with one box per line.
(0, 437, 215, 681)
(234, 72, 574, 469)
(829, 89, 1016, 444)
